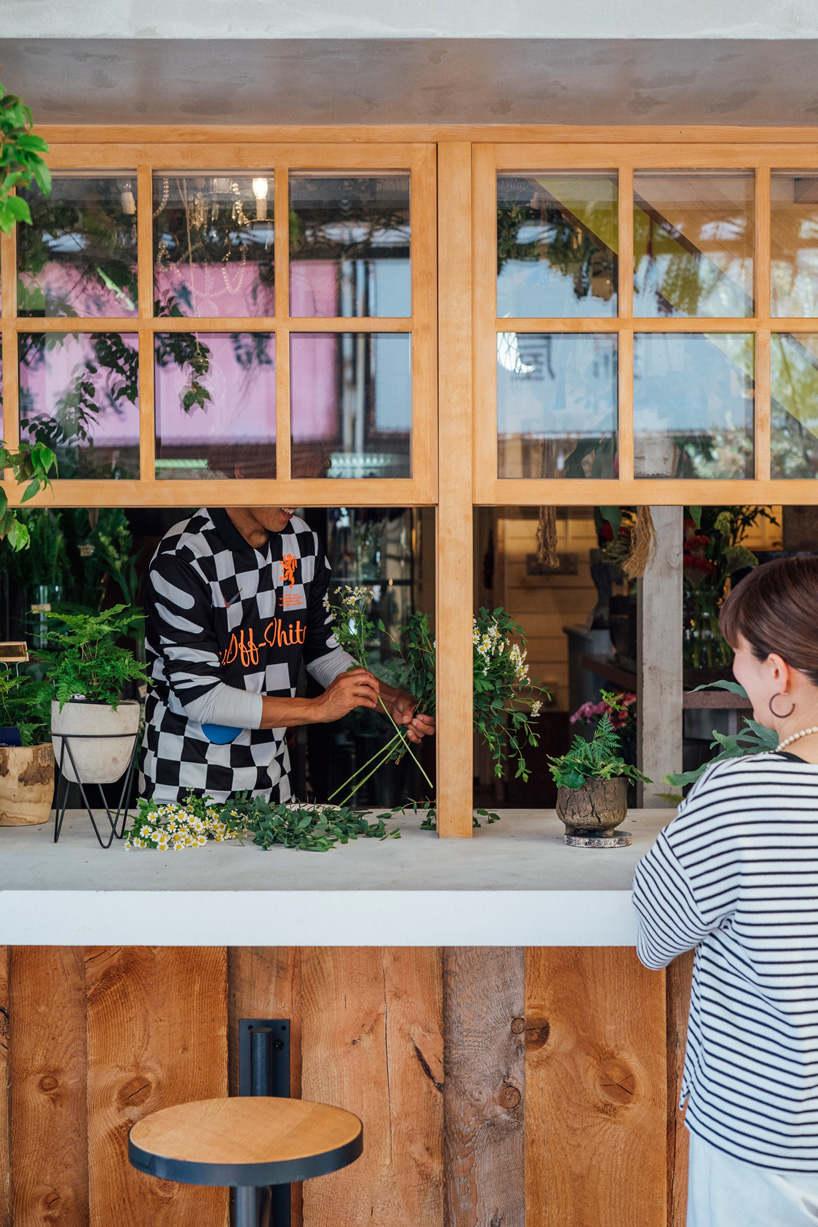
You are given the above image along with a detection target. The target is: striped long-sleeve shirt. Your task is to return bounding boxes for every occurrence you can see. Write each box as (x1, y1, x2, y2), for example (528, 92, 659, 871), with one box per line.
(633, 751, 818, 1169)
(140, 507, 354, 804)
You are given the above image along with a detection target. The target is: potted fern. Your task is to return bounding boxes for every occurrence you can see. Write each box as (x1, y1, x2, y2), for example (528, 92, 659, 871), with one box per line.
(547, 691, 650, 847)
(0, 668, 53, 825)
(43, 605, 147, 785)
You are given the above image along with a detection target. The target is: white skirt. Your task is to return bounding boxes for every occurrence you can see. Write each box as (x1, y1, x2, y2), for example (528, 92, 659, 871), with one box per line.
(687, 1131, 818, 1227)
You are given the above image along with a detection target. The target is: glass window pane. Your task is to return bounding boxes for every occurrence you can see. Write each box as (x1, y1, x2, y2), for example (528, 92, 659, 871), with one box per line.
(771, 173, 818, 317)
(497, 333, 617, 478)
(19, 332, 139, 478)
(17, 176, 139, 318)
(290, 333, 411, 478)
(289, 174, 410, 318)
(633, 173, 754, 318)
(497, 174, 618, 318)
(771, 333, 818, 478)
(634, 333, 754, 478)
(155, 332, 275, 479)
(154, 174, 275, 318)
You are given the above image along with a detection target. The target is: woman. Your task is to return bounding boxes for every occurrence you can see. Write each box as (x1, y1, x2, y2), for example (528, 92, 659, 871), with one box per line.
(633, 555, 818, 1226)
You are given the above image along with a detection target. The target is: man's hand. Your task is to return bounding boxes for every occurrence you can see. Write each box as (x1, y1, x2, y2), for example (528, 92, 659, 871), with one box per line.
(389, 691, 436, 744)
(314, 668, 381, 722)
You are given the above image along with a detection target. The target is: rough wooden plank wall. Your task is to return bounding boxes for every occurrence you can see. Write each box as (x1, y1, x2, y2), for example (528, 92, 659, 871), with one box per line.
(525, 948, 667, 1227)
(667, 952, 695, 1227)
(443, 947, 526, 1227)
(0, 949, 10, 1227)
(9, 948, 88, 1226)
(85, 946, 229, 1227)
(0, 946, 693, 1227)
(301, 948, 444, 1227)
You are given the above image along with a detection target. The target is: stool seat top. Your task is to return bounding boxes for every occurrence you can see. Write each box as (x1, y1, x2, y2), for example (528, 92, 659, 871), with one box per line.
(128, 1097, 363, 1188)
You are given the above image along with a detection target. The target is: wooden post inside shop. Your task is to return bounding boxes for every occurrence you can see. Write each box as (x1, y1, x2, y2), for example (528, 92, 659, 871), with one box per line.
(637, 507, 684, 807)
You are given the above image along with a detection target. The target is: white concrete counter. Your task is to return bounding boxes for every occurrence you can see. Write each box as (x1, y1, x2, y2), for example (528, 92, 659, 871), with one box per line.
(0, 808, 670, 946)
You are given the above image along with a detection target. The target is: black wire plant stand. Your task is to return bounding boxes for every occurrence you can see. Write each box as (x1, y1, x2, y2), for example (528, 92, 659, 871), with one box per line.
(52, 730, 140, 848)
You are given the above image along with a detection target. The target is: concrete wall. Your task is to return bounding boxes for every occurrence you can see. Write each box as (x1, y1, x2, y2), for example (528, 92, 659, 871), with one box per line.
(2, 0, 818, 40)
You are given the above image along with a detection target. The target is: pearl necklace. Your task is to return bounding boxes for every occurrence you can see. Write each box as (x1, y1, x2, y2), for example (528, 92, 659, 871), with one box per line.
(778, 727, 818, 752)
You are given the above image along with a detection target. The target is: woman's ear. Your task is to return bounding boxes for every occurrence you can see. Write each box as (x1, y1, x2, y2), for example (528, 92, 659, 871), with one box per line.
(768, 652, 795, 692)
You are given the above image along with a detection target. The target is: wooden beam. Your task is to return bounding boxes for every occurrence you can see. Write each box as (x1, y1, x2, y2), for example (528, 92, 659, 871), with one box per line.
(436, 142, 475, 838)
(525, 949, 667, 1227)
(667, 953, 695, 1227)
(86, 946, 228, 1226)
(638, 506, 684, 806)
(300, 948, 444, 1227)
(0, 948, 9, 1227)
(9, 947, 89, 1224)
(443, 947, 525, 1227)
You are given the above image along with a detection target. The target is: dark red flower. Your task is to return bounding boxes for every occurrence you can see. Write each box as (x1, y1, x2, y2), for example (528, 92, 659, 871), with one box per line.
(600, 522, 614, 542)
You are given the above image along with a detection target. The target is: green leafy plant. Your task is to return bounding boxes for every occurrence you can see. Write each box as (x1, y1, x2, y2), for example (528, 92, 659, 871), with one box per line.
(662, 680, 778, 796)
(0, 439, 57, 550)
(0, 667, 50, 745)
(40, 603, 148, 709)
(548, 690, 651, 790)
(123, 792, 401, 854)
(0, 82, 50, 235)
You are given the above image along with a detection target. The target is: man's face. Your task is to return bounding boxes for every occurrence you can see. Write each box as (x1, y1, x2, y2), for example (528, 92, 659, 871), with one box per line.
(248, 506, 297, 535)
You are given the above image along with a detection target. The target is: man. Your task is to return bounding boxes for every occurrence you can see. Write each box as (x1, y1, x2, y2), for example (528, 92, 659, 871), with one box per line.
(140, 503, 434, 804)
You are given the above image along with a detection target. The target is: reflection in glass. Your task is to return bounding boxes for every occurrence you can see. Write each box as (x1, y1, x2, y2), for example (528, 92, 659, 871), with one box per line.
(290, 333, 411, 478)
(17, 176, 138, 318)
(19, 333, 139, 478)
(633, 172, 754, 318)
(153, 174, 275, 317)
(497, 174, 618, 318)
(497, 333, 617, 478)
(289, 175, 410, 317)
(771, 174, 818, 316)
(633, 334, 754, 479)
(155, 333, 275, 479)
(771, 333, 818, 478)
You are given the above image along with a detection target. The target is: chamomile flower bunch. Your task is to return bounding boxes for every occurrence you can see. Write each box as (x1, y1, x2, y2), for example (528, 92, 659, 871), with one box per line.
(123, 796, 249, 851)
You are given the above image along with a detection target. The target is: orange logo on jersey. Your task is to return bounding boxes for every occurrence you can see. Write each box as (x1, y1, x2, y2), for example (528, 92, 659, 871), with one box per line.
(220, 618, 306, 667)
(281, 554, 297, 586)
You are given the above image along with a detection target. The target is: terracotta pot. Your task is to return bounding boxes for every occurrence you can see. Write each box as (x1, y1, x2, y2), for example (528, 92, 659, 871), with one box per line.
(51, 699, 140, 785)
(0, 743, 55, 826)
(556, 776, 629, 840)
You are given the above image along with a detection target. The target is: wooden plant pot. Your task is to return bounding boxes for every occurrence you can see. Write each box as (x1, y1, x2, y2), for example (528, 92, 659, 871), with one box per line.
(556, 776, 631, 848)
(0, 743, 55, 826)
(51, 699, 140, 785)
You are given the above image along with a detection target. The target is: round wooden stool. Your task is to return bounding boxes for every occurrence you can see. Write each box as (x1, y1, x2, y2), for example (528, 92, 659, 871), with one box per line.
(128, 1096, 363, 1227)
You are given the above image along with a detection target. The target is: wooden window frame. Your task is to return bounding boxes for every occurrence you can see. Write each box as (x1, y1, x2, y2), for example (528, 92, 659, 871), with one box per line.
(4, 126, 818, 838)
(0, 140, 438, 508)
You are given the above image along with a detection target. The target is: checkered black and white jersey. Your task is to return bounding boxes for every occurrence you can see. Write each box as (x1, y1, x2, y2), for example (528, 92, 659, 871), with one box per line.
(140, 507, 352, 804)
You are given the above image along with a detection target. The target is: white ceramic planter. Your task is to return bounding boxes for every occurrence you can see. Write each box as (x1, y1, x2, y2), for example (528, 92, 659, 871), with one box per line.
(0, 743, 55, 825)
(51, 699, 140, 785)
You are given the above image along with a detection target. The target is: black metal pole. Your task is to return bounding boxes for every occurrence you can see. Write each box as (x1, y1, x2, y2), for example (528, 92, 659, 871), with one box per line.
(235, 1185, 258, 1227)
(250, 1026, 272, 1098)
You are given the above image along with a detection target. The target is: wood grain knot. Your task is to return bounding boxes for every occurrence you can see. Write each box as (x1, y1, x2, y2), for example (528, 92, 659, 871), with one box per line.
(511, 1016, 525, 1034)
(598, 1058, 636, 1104)
(39, 1075, 58, 1093)
(118, 1076, 152, 1108)
(497, 1084, 522, 1110)
(525, 1018, 550, 1046)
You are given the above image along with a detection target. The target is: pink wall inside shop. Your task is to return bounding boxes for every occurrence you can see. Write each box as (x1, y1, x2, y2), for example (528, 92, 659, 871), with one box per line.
(19, 261, 340, 447)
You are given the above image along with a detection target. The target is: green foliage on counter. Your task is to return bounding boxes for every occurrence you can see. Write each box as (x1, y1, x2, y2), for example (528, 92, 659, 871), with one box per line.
(124, 792, 401, 854)
(662, 680, 778, 797)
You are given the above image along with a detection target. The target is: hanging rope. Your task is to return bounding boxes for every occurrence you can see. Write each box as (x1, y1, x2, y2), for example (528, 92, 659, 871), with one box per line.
(622, 506, 657, 580)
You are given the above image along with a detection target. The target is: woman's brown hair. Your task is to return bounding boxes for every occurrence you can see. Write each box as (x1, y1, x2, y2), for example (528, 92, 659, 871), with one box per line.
(720, 555, 818, 686)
